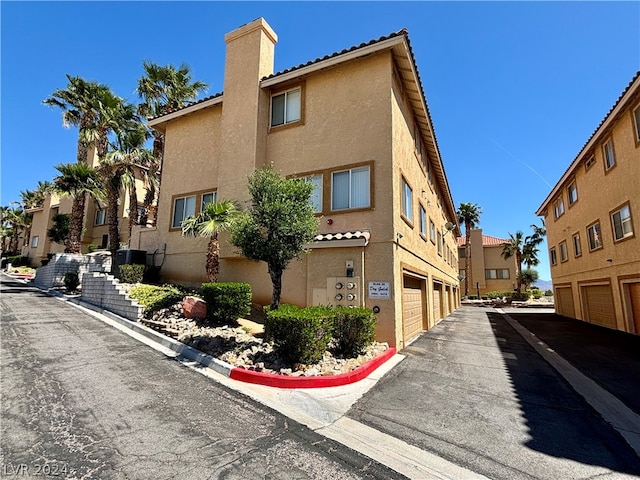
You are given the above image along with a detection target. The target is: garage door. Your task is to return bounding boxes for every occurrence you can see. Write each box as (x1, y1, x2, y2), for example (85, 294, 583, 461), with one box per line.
(629, 283, 640, 335)
(433, 282, 443, 321)
(555, 287, 575, 318)
(582, 285, 616, 328)
(403, 276, 425, 343)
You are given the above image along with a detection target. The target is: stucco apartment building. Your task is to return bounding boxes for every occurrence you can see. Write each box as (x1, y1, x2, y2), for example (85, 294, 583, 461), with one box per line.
(131, 18, 461, 348)
(457, 228, 517, 297)
(536, 71, 640, 334)
(25, 148, 148, 266)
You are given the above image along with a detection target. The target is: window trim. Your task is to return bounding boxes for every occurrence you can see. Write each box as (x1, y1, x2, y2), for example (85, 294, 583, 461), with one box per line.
(572, 232, 582, 258)
(31, 236, 39, 248)
(419, 203, 427, 240)
(559, 240, 568, 263)
(567, 180, 578, 207)
(602, 137, 616, 172)
(429, 218, 436, 244)
(330, 163, 373, 212)
(550, 247, 557, 266)
(485, 268, 510, 279)
(95, 208, 106, 226)
(437, 230, 442, 256)
(553, 195, 565, 220)
(585, 154, 596, 171)
(269, 84, 304, 129)
(610, 202, 634, 243)
(401, 176, 414, 227)
(201, 191, 217, 212)
(169, 189, 217, 231)
(587, 221, 603, 252)
(633, 102, 640, 145)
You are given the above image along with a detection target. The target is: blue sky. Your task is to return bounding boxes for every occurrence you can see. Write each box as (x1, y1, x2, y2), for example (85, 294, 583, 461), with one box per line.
(1, 1, 639, 280)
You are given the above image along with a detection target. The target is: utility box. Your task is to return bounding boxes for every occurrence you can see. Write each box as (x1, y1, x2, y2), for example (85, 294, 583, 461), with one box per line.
(115, 249, 147, 266)
(326, 277, 362, 307)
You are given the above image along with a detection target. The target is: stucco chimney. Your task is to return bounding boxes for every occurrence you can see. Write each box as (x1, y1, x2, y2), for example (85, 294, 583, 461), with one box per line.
(218, 18, 278, 202)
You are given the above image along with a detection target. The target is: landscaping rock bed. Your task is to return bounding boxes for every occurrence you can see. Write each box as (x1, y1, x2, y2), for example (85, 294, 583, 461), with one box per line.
(140, 302, 389, 377)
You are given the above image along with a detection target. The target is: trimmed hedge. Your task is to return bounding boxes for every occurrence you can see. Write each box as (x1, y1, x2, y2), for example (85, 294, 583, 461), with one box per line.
(128, 284, 183, 318)
(118, 264, 145, 284)
(200, 282, 252, 325)
(6, 255, 29, 267)
(265, 305, 334, 364)
(332, 306, 377, 357)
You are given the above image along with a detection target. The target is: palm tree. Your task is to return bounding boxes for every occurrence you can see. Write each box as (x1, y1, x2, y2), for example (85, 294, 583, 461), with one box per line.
(501, 231, 525, 294)
(53, 162, 103, 253)
(44, 75, 111, 164)
(20, 181, 53, 209)
(100, 122, 153, 247)
(181, 200, 239, 282)
(136, 61, 208, 226)
(3, 206, 30, 255)
(456, 202, 482, 297)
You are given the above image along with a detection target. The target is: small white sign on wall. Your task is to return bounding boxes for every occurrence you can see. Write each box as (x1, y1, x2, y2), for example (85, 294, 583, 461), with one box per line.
(368, 281, 391, 299)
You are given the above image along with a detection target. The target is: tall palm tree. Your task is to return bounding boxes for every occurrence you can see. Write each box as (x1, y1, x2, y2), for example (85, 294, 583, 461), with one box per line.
(53, 162, 103, 253)
(44, 75, 111, 164)
(21, 181, 53, 209)
(100, 122, 153, 247)
(501, 231, 525, 294)
(181, 199, 239, 282)
(136, 61, 208, 226)
(3, 206, 31, 255)
(456, 202, 482, 297)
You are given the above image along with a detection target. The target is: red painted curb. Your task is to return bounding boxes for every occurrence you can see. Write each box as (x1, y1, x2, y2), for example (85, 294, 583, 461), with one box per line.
(229, 347, 397, 388)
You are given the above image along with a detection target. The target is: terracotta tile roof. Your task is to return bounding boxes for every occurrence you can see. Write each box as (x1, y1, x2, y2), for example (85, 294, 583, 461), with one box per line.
(263, 29, 408, 80)
(457, 235, 508, 247)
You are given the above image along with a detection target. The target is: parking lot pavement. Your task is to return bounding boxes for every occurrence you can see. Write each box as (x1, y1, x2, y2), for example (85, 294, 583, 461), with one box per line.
(347, 306, 640, 480)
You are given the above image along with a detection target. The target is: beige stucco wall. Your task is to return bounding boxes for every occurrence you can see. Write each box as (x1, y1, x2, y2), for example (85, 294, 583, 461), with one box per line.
(543, 85, 639, 332)
(138, 18, 461, 347)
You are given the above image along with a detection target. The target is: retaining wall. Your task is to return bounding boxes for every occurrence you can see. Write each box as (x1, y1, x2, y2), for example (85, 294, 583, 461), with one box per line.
(81, 272, 143, 322)
(32, 253, 111, 289)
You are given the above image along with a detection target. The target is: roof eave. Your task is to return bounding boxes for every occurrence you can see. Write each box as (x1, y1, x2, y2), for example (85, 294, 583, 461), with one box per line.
(535, 72, 640, 216)
(147, 96, 224, 133)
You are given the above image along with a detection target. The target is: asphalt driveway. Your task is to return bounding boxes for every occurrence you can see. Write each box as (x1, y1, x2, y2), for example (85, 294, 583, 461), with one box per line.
(347, 306, 640, 480)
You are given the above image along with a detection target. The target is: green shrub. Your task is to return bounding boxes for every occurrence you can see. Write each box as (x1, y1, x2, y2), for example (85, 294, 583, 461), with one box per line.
(332, 306, 377, 357)
(485, 291, 512, 300)
(142, 265, 161, 284)
(532, 290, 543, 299)
(544, 289, 553, 296)
(7, 255, 29, 267)
(467, 295, 478, 300)
(87, 244, 99, 253)
(511, 292, 531, 301)
(118, 264, 145, 284)
(200, 282, 252, 325)
(128, 284, 183, 318)
(63, 272, 80, 292)
(265, 304, 333, 364)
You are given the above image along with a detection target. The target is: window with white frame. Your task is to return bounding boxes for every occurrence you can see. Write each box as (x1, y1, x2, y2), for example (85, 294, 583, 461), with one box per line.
(550, 247, 557, 266)
(634, 104, 640, 142)
(402, 178, 413, 223)
(95, 209, 106, 225)
(553, 196, 565, 219)
(419, 205, 427, 237)
(587, 221, 603, 251)
(485, 269, 509, 279)
(271, 88, 301, 127)
(559, 241, 568, 262)
(201, 192, 216, 211)
(572, 233, 582, 257)
(611, 203, 633, 241)
(331, 166, 370, 211)
(31, 236, 39, 248)
(172, 195, 196, 228)
(567, 181, 578, 206)
(303, 174, 323, 213)
(603, 139, 616, 170)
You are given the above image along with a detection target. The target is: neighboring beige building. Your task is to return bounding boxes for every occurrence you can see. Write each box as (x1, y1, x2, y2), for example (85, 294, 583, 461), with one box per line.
(536, 71, 640, 334)
(457, 229, 517, 296)
(131, 18, 461, 348)
(25, 148, 148, 266)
